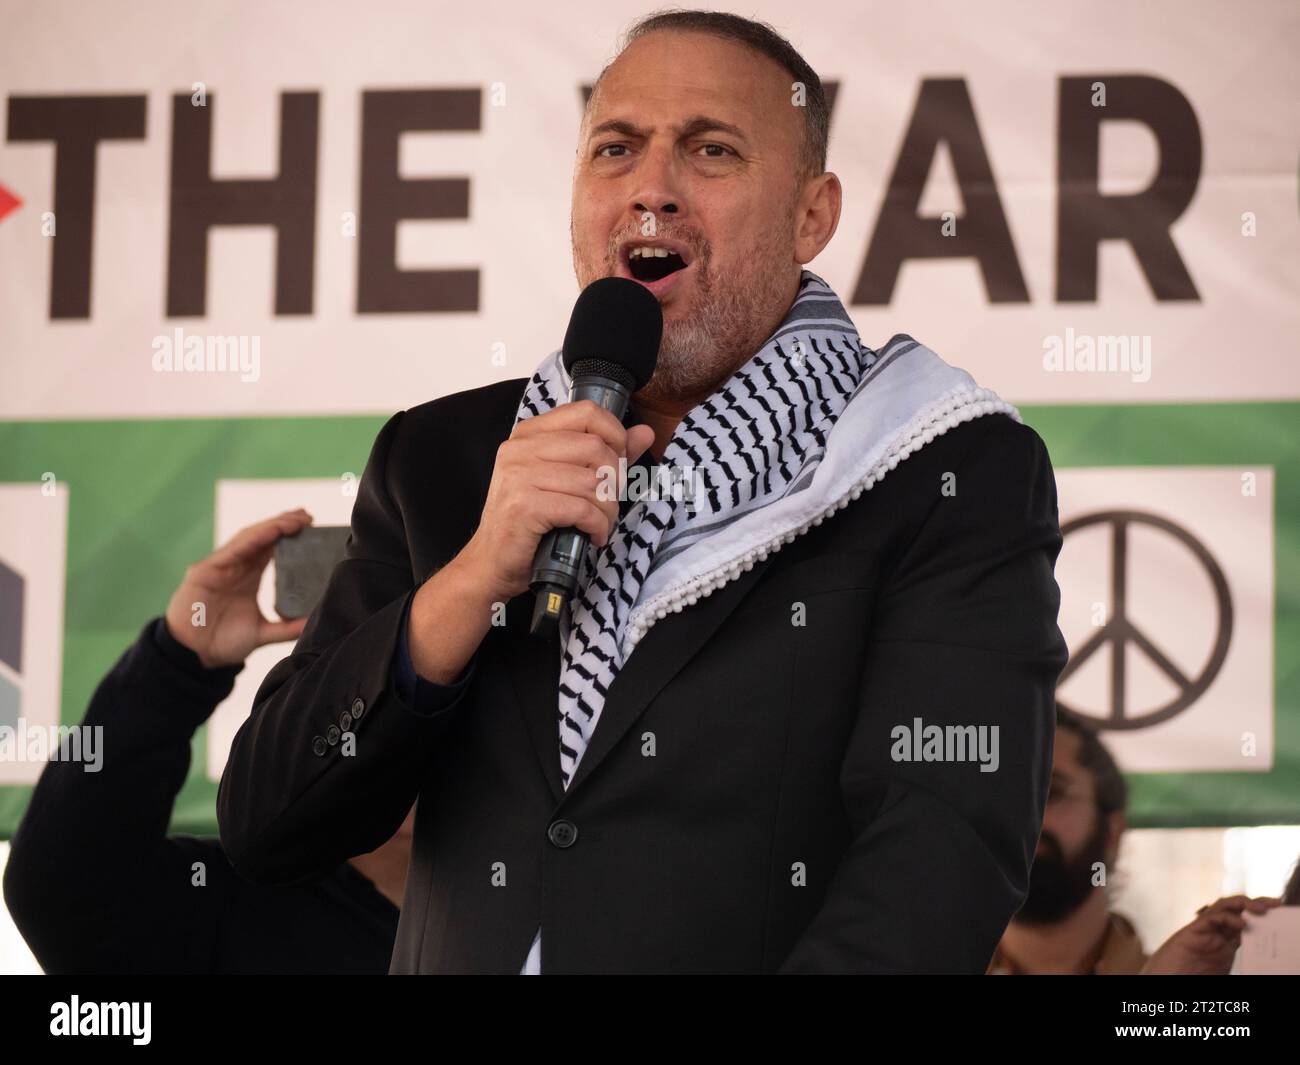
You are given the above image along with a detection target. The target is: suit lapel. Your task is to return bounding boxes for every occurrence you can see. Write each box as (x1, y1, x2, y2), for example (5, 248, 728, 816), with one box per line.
(561, 553, 777, 797)
(503, 555, 778, 805)
(502, 597, 567, 803)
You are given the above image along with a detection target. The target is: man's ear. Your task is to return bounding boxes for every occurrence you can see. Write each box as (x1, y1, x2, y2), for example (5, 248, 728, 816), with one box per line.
(793, 171, 842, 264)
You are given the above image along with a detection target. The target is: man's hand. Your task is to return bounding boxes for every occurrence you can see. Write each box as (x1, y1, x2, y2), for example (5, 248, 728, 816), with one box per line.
(164, 509, 314, 669)
(404, 401, 654, 685)
(456, 399, 656, 604)
(1141, 895, 1283, 975)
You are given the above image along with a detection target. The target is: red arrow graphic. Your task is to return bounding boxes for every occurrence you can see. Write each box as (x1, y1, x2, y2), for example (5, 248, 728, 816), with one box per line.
(0, 183, 22, 222)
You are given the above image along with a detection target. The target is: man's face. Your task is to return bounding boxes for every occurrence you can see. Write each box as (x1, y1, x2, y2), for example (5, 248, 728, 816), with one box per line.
(571, 30, 809, 404)
(1018, 727, 1119, 925)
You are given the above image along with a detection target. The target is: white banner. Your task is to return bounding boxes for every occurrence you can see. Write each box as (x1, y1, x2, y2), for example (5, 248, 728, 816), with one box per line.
(2, 0, 1297, 419)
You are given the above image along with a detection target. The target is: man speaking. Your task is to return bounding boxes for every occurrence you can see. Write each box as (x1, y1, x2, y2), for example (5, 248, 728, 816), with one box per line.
(218, 10, 1067, 974)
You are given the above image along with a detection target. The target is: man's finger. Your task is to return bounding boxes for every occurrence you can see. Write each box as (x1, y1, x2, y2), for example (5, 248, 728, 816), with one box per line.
(513, 400, 630, 456)
(1202, 895, 1253, 915)
(257, 615, 309, 647)
(198, 543, 276, 589)
(1203, 911, 1247, 935)
(207, 510, 314, 569)
(625, 423, 657, 462)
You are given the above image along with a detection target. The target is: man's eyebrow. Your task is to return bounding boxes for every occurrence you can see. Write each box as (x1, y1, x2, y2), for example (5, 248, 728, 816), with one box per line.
(677, 115, 750, 143)
(588, 118, 647, 140)
(587, 115, 751, 144)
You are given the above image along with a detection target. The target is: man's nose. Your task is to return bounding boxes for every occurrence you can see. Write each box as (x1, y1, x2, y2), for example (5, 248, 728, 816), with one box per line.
(634, 199, 678, 217)
(629, 144, 684, 226)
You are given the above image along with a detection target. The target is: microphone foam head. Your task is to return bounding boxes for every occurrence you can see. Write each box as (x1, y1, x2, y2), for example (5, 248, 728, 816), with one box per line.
(562, 277, 662, 391)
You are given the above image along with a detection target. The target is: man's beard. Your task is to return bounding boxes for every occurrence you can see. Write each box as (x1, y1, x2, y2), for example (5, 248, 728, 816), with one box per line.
(1017, 816, 1110, 925)
(639, 237, 780, 404)
(572, 206, 798, 406)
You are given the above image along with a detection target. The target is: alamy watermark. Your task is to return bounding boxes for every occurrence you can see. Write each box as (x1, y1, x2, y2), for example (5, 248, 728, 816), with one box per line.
(596, 458, 704, 513)
(1042, 328, 1151, 384)
(890, 716, 1000, 773)
(0, 718, 102, 772)
(151, 327, 261, 383)
(50, 997, 150, 1045)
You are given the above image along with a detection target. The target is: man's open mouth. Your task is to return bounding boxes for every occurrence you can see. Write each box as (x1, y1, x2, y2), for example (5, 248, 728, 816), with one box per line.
(624, 243, 690, 283)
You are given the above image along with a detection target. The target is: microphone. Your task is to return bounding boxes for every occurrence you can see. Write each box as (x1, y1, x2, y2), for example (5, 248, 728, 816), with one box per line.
(529, 277, 662, 636)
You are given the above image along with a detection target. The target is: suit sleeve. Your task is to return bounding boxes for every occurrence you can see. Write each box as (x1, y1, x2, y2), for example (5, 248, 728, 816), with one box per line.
(217, 410, 478, 886)
(778, 416, 1067, 974)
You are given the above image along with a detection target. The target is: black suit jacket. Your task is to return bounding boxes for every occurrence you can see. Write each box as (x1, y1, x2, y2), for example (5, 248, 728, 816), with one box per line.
(217, 376, 1068, 973)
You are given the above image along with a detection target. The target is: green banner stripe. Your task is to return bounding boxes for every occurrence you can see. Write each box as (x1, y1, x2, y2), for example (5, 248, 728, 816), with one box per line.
(0, 401, 1296, 834)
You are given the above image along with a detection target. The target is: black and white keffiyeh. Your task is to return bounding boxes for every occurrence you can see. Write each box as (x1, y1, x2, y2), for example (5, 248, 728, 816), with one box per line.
(513, 270, 876, 789)
(513, 273, 1020, 974)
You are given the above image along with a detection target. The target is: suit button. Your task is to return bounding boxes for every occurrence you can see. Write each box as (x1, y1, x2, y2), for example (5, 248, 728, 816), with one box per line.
(351, 697, 366, 719)
(547, 820, 578, 848)
(326, 725, 341, 745)
(339, 711, 353, 732)
(311, 736, 328, 756)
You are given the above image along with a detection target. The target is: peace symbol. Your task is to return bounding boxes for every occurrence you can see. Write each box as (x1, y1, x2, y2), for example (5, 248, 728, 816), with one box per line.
(1056, 509, 1232, 730)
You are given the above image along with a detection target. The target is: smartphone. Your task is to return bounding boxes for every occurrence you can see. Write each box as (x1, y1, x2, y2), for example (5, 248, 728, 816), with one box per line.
(274, 526, 353, 619)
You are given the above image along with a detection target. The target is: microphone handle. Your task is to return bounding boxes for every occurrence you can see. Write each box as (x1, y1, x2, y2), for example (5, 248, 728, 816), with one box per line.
(528, 374, 633, 636)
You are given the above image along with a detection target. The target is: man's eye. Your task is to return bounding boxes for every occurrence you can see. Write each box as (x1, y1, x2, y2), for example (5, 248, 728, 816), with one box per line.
(697, 144, 732, 158)
(597, 144, 628, 158)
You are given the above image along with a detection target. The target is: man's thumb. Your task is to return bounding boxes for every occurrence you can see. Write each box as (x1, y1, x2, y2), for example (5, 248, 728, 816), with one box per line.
(626, 423, 657, 461)
(258, 616, 309, 647)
